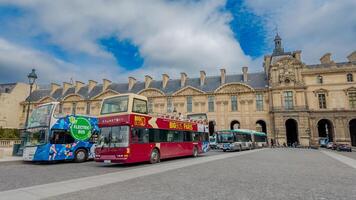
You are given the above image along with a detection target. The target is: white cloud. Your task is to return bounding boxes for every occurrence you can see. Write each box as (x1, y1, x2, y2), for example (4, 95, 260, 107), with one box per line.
(0, 37, 123, 83)
(245, 0, 356, 64)
(0, 0, 252, 83)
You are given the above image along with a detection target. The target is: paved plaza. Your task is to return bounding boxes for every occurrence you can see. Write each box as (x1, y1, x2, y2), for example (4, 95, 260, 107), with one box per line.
(0, 149, 355, 200)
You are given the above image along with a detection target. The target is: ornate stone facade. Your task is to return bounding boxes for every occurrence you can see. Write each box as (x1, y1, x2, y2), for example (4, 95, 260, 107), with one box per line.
(18, 35, 356, 146)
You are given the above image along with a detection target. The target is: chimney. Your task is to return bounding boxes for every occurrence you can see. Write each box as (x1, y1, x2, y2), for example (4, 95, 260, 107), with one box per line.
(162, 74, 169, 89)
(200, 71, 206, 86)
(347, 51, 356, 62)
(50, 83, 60, 95)
(75, 81, 85, 93)
(102, 79, 112, 91)
(128, 77, 137, 91)
(144, 75, 153, 89)
(220, 69, 226, 85)
(62, 82, 72, 95)
(293, 50, 301, 61)
(242, 67, 248, 82)
(88, 80, 97, 93)
(180, 72, 187, 87)
(320, 53, 333, 64)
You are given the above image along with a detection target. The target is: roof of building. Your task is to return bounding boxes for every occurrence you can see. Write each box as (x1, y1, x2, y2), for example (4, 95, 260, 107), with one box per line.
(306, 61, 356, 69)
(0, 83, 17, 94)
(26, 72, 268, 102)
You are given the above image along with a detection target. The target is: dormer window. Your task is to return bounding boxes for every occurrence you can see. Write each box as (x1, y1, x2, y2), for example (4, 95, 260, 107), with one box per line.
(347, 73, 353, 82)
(317, 75, 323, 84)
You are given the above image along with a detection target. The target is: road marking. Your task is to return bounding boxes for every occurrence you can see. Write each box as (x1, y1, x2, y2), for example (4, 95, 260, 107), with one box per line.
(321, 150, 356, 170)
(0, 149, 264, 200)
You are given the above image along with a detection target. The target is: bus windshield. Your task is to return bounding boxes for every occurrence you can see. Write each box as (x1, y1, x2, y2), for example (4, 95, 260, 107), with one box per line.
(98, 126, 129, 147)
(25, 128, 48, 147)
(27, 104, 54, 128)
(101, 96, 129, 115)
(217, 133, 234, 143)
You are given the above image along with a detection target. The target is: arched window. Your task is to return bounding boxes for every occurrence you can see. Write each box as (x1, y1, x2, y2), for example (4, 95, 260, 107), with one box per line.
(347, 73, 353, 82)
(317, 75, 323, 84)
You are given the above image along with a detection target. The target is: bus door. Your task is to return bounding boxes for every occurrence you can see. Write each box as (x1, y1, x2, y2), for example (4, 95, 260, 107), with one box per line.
(130, 127, 151, 161)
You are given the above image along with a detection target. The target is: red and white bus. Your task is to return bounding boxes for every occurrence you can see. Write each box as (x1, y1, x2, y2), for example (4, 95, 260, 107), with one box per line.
(94, 93, 208, 164)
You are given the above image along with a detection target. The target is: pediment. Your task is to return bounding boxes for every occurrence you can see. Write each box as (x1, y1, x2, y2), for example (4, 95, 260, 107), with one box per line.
(138, 88, 165, 97)
(215, 83, 254, 94)
(62, 94, 84, 101)
(172, 86, 205, 96)
(38, 96, 55, 103)
(92, 89, 119, 100)
(313, 88, 328, 96)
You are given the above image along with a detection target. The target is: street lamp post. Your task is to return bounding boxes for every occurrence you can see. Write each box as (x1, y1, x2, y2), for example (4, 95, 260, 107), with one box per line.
(25, 69, 38, 128)
(18, 69, 37, 156)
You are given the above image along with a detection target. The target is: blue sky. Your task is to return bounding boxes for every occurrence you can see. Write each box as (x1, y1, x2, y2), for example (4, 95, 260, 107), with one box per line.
(0, 0, 355, 83)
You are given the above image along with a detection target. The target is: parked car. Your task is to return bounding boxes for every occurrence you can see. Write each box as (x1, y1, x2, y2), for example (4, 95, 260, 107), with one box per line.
(337, 144, 352, 152)
(326, 142, 334, 149)
(331, 143, 338, 150)
(319, 137, 329, 148)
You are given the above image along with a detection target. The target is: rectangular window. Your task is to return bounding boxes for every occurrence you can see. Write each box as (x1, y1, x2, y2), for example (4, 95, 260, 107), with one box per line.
(183, 131, 192, 142)
(50, 131, 75, 144)
(101, 96, 129, 114)
(284, 91, 294, 110)
(147, 98, 153, 113)
(131, 128, 149, 143)
(318, 93, 327, 109)
(256, 93, 263, 111)
(349, 92, 356, 109)
(173, 131, 184, 142)
(132, 98, 148, 114)
(208, 96, 214, 112)
(167, 97, 173, 113)
(187, 96, 192, 113)
(231, 95, 238, 111)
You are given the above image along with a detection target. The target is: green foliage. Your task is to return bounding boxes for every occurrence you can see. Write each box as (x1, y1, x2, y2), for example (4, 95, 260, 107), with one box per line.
(0, 128, 20, 139)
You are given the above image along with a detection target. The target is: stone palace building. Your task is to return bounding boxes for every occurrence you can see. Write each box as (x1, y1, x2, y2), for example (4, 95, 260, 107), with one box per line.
(19, 34, 356, 147)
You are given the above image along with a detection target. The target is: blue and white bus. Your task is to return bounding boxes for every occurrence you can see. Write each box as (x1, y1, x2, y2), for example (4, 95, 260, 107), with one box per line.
(22, 102, 99, 162)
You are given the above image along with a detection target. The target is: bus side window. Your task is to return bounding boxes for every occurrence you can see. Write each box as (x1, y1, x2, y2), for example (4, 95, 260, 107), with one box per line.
(183, 131, 192, 142)
(173, 131, 183, 142)
(51, 131, 75, 144)
(167, 131, 174, 142)
(149, 129, 160, 143)
(132, 128, 149, 143)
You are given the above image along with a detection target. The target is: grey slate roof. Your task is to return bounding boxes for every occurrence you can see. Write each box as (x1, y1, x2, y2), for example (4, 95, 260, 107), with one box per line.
(26, 72, 268, 102)
(0, 83, 16, 94)
(306, 61, 356, 69)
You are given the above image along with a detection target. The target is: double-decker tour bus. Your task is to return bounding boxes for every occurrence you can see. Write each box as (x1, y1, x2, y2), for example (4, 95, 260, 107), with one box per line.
(216, 129, 254, 152)
(186, 113, 210, 152)
(95, 93, 208, 164)
(22, 102, 99, 162)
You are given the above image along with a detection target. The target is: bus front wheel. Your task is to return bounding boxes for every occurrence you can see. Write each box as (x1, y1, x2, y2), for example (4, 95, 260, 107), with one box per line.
(150, 148, 160, 164)
(74, 149, 87, 163)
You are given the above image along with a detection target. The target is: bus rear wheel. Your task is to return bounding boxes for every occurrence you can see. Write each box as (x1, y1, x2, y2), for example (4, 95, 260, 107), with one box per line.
(193, 146, 198, 157)
(150, 148, 160, 164)
(74, 149, 87, 163)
